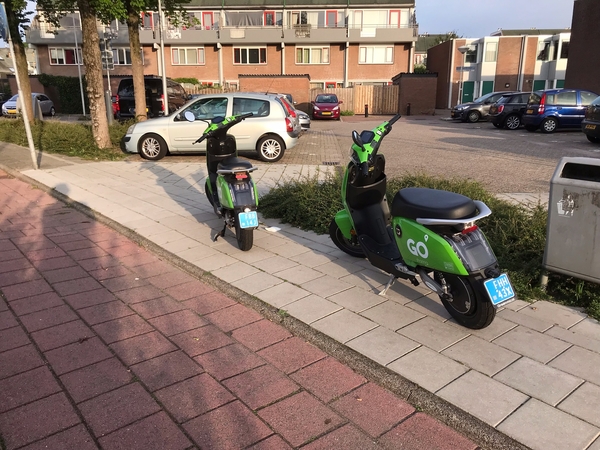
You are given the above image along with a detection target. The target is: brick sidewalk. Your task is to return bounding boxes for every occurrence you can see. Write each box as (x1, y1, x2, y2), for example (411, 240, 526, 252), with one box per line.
(0, 169, 478, 450)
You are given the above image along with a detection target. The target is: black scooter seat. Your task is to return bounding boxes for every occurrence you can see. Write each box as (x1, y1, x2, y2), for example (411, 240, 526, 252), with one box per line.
(391, 187, 476, 220)
(217, 157, 254, 172)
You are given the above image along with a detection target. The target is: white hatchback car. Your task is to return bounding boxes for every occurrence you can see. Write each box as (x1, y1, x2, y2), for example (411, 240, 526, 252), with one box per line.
(122, 92, 300, 162)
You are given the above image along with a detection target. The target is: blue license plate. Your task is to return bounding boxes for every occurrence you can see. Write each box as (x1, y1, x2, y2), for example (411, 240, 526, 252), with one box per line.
(238, 211, 258, 229)
(484, 274, 515, 306)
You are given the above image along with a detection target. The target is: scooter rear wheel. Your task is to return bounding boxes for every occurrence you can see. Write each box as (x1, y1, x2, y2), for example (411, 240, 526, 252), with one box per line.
(435, 272, 495, 329)
(235, 220, 253, 251)
(329, 219, 364, 258)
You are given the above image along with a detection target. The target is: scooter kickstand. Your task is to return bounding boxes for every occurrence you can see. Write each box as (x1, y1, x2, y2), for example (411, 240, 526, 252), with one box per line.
(378, 274, 396, 296)
(212, 224, 227, 242)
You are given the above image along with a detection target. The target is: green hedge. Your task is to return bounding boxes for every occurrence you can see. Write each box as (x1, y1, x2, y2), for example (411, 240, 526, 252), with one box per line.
(38, 74, 89, 115)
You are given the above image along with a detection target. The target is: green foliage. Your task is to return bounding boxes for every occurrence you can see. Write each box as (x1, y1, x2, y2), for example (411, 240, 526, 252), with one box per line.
(413, 64, 428, 74)
(0, 118, 127, 160)
(173, 77, 200, 85)
(259, 172, 600, 320)
(341, 110, 355, 116)
(38, 74, 89, 115)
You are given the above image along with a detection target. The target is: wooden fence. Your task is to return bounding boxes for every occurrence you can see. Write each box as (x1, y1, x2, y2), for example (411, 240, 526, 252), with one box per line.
(181, 84, 400, 115)
(310, 85, 399, 115)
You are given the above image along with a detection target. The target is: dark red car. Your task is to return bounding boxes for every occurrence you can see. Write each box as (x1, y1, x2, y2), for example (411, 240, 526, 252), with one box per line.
(311, 94, 342, 120)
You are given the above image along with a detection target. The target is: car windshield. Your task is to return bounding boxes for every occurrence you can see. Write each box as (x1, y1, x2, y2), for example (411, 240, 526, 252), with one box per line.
(473, 92, 497, 104)
(8, 94, 18, 101)
(316, 95, 338, 103)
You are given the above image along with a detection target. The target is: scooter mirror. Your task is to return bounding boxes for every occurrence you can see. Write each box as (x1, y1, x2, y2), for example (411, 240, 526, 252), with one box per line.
(183, 111, 195, 122)
(352, 130, 364, 148)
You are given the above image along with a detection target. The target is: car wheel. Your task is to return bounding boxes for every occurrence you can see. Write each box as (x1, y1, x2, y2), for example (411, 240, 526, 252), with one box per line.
(525, 125, 537, 132)
(586, 134, 600, 144)
(49, 107, 56, 117)
(139, 133, 168, 161)
(467, 110, 481, 123)
(541, 117, 558, 133)
(257, 135, 285, 162)
(505, 114, 521, 130)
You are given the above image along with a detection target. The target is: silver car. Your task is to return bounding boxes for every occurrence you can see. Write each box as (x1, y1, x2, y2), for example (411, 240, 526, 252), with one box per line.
(279, 93, 310, 130)
(1, 93, 56, 117)
(122, 92, 300, 162)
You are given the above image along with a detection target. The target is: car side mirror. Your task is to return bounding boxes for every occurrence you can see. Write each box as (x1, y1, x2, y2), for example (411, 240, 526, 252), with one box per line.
(339, 100, 343, 104)
(183, 111, 195, 122)
(311, 101, 315, 104)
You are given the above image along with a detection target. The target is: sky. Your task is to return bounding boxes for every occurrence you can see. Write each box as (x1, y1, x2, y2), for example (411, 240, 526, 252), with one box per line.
(417, 0, 575, 38)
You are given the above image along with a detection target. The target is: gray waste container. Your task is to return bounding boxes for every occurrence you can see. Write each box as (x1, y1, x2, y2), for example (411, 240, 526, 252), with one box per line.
(543, 157, 600, 283)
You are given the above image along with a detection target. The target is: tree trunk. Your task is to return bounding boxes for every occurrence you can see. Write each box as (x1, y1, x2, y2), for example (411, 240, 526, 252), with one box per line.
(6, 1, 33, 124)
(127, 7, 147, 122)
(77, 1, 111, 148)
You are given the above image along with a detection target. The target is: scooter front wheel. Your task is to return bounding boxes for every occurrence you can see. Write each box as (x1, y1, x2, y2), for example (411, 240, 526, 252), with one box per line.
(329, 219, 364, 258)
(235, 221, 253, 251)
(435, 272, 495, 329)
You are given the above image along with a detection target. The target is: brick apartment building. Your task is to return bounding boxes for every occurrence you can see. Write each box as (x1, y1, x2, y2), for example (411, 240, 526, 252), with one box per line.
(25, 0, 418, 92)
(427, 30, 572, 109)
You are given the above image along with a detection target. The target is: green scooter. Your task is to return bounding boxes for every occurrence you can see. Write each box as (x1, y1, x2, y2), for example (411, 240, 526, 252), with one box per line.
(185, 111, 259, 251)
(329, 114, 515, 329)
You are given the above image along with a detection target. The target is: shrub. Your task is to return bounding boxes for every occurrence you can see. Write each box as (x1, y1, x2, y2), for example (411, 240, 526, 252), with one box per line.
(38, 74, 89, 115)
(0, 118, 127, 161)
(259, 172, 600, 320)
(341, 110, 355, 116)
(173, 77, 200, 85)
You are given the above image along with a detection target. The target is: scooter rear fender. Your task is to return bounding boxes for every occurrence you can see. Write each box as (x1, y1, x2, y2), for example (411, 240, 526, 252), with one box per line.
(392, 217, 469, 276)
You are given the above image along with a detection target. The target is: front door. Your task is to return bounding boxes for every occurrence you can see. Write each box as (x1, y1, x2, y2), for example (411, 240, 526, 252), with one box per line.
(482, 81, 494, 95)
(533, 80, 546, 91)
(462, 81, 474, 103)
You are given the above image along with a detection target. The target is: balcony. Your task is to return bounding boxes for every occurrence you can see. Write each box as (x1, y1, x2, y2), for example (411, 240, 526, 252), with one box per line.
(27, 25, 130, 46)
(348, 24, 418, 43)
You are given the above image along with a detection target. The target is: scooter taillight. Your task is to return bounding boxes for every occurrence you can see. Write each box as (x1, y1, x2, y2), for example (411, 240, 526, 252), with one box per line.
(285, 117, 293, 132)
(462, 224, 479, 234)
(235, 173, 248, 179)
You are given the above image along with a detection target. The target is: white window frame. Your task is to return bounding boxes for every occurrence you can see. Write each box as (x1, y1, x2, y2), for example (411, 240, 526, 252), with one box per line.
(233, 47, 267, 65)
(295, 46, 330, 64)
(49, 47, 82, 65)
(172, 47, 205, 65)
(358, 45, 393, 64)
(484, 42, 498, 63)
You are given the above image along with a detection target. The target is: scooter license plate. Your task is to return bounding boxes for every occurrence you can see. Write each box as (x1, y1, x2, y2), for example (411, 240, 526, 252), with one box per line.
(238, 211, 258, 229)
(484, 273, 516, 306)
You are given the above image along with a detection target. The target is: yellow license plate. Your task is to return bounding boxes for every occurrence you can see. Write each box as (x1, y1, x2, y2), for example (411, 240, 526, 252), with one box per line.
(585, 124, 597, 130)
(526, 109, 533, 114)
(322, 112, 332, 116)
(7, 109, 16, 114)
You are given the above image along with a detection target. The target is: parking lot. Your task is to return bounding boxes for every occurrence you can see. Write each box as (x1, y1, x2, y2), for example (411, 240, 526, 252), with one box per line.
(123, 112, 600, 194)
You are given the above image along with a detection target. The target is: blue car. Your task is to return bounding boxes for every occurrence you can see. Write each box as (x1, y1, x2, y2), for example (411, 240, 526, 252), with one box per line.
(522, 88, 599, 133)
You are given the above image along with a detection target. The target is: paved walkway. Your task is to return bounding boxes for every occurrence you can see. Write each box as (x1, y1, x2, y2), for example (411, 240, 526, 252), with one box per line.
(0, 169, 478, 450)
(1, 120, 600, 450)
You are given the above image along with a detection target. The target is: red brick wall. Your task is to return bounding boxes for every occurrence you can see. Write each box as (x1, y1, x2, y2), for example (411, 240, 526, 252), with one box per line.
(495, 37, 522, 92)
(222, 45, 282, 81)
(284, 44, 345, 82)
(347, 43, 410, 82)
(395, 73, 437, 115)
(238, 75, 310, 112)
(427, 40, 452, 109)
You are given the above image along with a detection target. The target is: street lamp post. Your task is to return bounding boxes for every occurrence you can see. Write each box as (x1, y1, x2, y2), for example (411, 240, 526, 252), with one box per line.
(72, 15, 86, 117)
(457, 45, 470, 105)
(157, 0, 168, 115)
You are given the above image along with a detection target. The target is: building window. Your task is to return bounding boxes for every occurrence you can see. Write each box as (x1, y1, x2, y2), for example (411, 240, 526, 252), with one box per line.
(113, 48, 131, 65)
(172, 47, 205, 65)
(560, 41, 569, 59)
(465, 45, 478, 63)
(484, 42, 497, 62)
(296, 46, 330, 64)
(49, 47, 81, 65)
(359, 46, 393, 64)
(234, 47, 266, 64)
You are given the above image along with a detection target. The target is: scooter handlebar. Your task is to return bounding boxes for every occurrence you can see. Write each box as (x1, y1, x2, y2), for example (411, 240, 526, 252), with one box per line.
(193, 112, 254, 144)
(388, 114, 401, 127)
